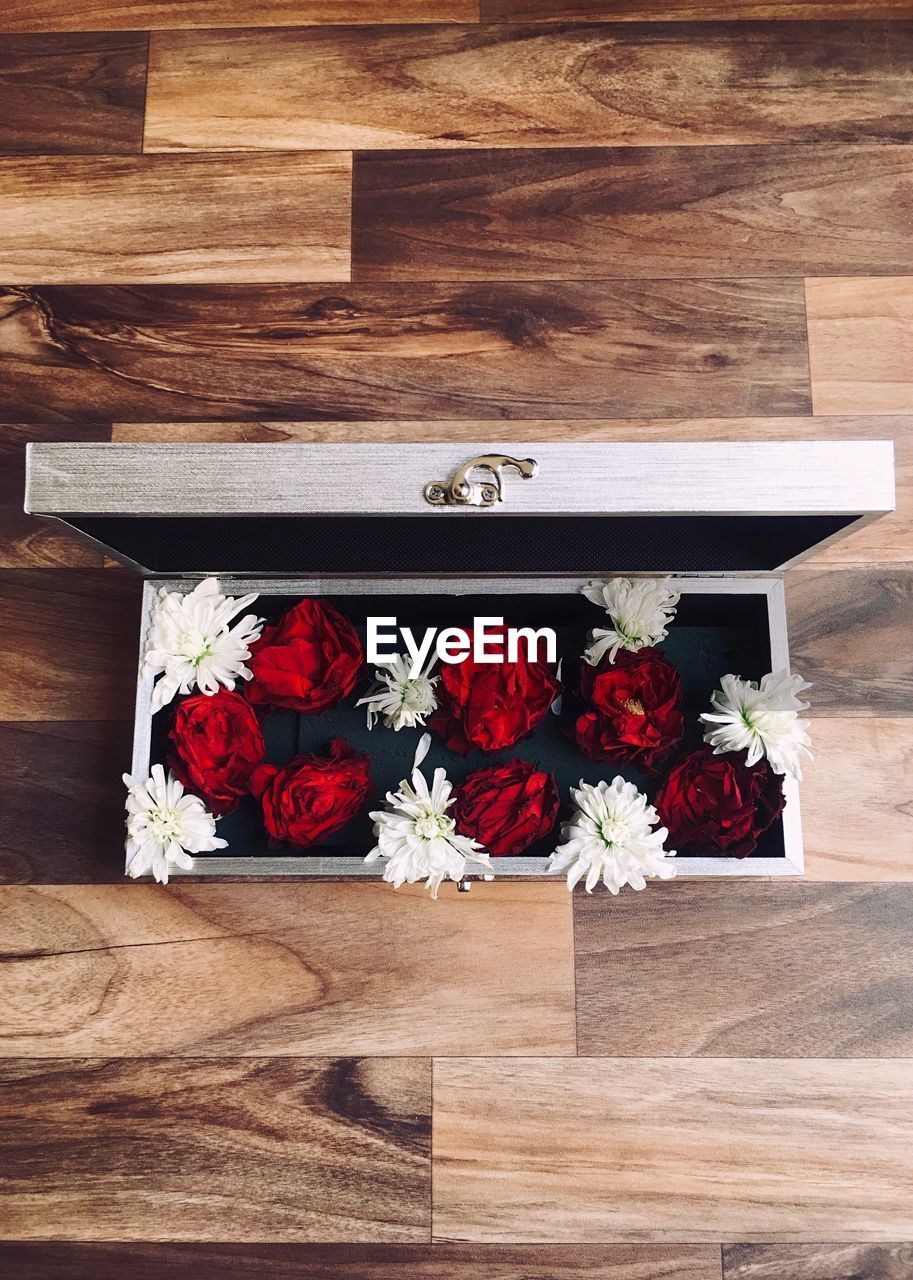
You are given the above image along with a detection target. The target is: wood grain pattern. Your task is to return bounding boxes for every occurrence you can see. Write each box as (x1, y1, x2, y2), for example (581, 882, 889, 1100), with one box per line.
(722, 1244, 913, 1279)
(0, 155, 351, 284)
(0, 1, 477, 31)
(786, 570, 913, 715)
(145, 23, 913, 152)
(353, 145, 913, 280)
(0, 1056, 430, 1241)
(1, 425, 109, 567)
(803, 718, 913, 881)
(433, 1058, 913, 1241)
(574, 882, 913, 1057)
(108, 417, 909, 566)
(806, 277, 913, 415)
(0, 33, 147, 155)
(0, 882, 575, 1055)
(0, 282, 811, 422)
(0, 722, 133, 884)
(0, 570, 141, 720)
(484, 1, 913, 17)
(0, 1243, 722, 1280)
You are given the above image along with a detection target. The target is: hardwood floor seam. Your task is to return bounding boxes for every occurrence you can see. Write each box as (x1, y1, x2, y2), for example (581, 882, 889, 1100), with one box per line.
(144, 23, 913, 152)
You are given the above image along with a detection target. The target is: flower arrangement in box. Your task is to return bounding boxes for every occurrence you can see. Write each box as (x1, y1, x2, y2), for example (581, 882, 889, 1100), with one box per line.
(128, 575, 812, 895)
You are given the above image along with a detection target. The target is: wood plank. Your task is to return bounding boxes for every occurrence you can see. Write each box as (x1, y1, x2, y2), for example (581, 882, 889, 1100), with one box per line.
(0, 570, 141, 720)
(0, 722, 133, 883)
(0, 282, 811, 422)
(0, 1243, 722, 1280)
(1, 425, 110, 567)
(722, 1244, 913, 1279)
(0, 1, 477, 32)
(803, 718, 913, 881)
(574, 882, 913, 1057)
(146, 23, 913, 152)
(353, 145, 913, 280)
(483, 2, 912, 18)
(108, 417, 910, 566)
(806, 277, 913, 415)
(0, 883, 575, 1055)
(785, 569, 913, 716)
(432, 1058, 913, 1241)
(0, 154, 351, 284)
(0, 1057, 429, 1241)
(0, 33, 147, 155)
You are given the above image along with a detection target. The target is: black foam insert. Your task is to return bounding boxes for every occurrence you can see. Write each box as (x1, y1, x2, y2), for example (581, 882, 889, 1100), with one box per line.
(69, 513, 855, 574)
(149, 589, 785, 862)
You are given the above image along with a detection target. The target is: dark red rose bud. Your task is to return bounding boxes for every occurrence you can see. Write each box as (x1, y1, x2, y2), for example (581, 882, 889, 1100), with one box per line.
(654, 745, 786, 858)
(246, 598, 363, 714)
(168, 689, 266, 815)
(249, 739, 372, 849)
(452, 759, 559, 857)
(575, 647, 683, 774)
(428, 626, 560, 755)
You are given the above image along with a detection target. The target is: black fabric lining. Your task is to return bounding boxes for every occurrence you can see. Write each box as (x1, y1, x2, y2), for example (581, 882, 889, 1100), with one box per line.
(68, 513, 855, 574)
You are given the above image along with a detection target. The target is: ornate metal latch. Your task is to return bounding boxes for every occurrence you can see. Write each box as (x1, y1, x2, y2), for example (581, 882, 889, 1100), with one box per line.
(424, 454, 539, 507)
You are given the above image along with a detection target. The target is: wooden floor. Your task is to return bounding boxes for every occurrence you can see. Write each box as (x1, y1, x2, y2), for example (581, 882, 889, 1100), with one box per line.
(1, 4, 913, 1274)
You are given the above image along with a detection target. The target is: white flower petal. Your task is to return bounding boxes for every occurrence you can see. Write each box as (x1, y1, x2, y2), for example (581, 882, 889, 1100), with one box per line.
(358, 655, 439, 732)
(142, 577, 264, 714)
(581, 577, 680, 665)
(700, 670, 813, 780)
(366, 746, 492, 897)
(124, 767, 225, 882)
(546, 777, 676, 895)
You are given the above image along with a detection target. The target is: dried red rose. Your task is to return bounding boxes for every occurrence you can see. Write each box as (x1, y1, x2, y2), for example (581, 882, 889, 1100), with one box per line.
(246, 598, 363, 714)
(654, 745, 785, 858)
(168, 689, 266, 815)
(428, 626, 561, 755)
(452, 759, 559, 857)
(249, 739, 372, 848)
(575, 647, 684, 773)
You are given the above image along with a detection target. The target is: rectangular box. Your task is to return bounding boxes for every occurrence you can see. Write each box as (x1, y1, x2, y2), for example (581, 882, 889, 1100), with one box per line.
(25, 439, 896, 882)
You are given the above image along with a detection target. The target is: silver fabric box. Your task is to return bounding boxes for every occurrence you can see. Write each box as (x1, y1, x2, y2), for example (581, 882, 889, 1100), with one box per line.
(25, 440, 896, 881)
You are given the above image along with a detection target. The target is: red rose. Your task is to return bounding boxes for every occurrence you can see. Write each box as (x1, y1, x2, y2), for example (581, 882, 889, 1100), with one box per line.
(246, 598, 363, 714)
(654, 746, 785, 858)
(168, 689, 266, 815)
(249, 739, 371, 848)
(428, 626, 560, 755)
(452, 759, 559, 857)
(575, 647, 683, 773)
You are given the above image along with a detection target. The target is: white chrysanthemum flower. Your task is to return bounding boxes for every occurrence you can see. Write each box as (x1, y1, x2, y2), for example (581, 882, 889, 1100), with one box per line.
(700, 671, 813, 780)
(123, 764, 227, 884)
(142, 576, 264, 713)
(366, 734, 492, 898)
(356, 653, 439, 731)
(582, 577, 680, 665)
(546, 776, 676, 894)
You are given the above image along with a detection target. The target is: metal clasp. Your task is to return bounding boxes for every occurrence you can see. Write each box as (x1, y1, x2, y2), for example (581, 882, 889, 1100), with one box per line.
(425, 454, 539, 508)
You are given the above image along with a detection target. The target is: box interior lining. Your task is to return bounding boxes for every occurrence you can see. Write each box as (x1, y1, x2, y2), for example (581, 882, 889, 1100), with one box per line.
(148, 589, 785, 863)
(67, 513, 856, 574)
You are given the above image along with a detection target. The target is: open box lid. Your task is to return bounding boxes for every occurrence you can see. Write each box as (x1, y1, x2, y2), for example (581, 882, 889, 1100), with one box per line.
(25, 440, 894, 576)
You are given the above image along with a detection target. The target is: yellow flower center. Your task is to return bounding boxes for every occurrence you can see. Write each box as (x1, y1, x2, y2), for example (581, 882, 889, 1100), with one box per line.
(623, 697, 645, 716)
